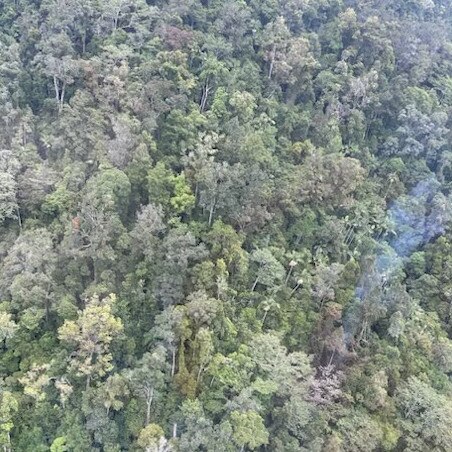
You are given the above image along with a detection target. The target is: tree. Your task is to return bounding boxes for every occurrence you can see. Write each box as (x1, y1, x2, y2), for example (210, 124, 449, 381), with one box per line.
(0, 150, 19, 226)
(153, 225, 207, 306)
(0, 391, 18, 452)
(34, 31, 79, 113)
(197, 54, 229, 112)
(204, 220, 248, 278)
(174, 397, 234, 451)
(191, 327, 214, 384)
(213, 1, 254, 52)
(0, 312, 17, 346)
(312, 263, 345, 307)
(101, 373, 129, 416)
(261, 17, 291, 80)
(58, 294, 123, 388)
(151, 306, 187, 378)
(106, 114, 138, 169)
(297, 151, 365, 211)
(336, 409, 385, 452)
(197, 161, 237, 227)
(137, 423, 171, 452)
(250, 249, 285, 291)
(250, 333, 313, 397)
(17, 163, 57, 214)
(130, 203, 166, 261)
(230, 410, 269, 451)
(19, 363, 51, 402)
(0, 228, 57, 324)
(383, 104, 448, 164)
(126, 346, 169, 425)
(71, 167, 131, 281)
(0, 38, 23, 149)
(396, 377, 452, 451)
(50, 436, 68, 452)
(147, 163, 195, 215)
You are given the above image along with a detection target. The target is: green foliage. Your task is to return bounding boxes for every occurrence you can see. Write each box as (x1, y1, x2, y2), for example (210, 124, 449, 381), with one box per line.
(0, 0, 452, 450)
(0, 391, 18, 450)
(230, 410, 269, 450)
(396, 377, 452, 450)
(58, 294, 123, 386)
(137, 423, 166, 451)
(50, 437, 67, 452)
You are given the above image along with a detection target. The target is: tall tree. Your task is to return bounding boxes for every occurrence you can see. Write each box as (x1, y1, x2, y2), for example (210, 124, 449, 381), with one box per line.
(58, 294, 123, 388)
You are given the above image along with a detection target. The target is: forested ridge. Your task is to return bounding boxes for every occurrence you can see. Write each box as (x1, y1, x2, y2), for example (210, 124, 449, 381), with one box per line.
(1, 0, 452, 450)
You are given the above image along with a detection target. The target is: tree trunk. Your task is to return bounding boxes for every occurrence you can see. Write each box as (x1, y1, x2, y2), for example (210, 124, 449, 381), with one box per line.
(194, 183, 199, 202)
(295, 234, 302, 247)
(251, 276, 259, 292)
(447, 298, 452, 324)
(45, 299, 50, 323)
(171, 348, 176, 377)
(5, 432, 11, 452)
(208, 200, 216, 226)
(53, 76, 60, 112)
(145, 387, 154, 425)
(284, 266, 293, 285)
(82, 30, 86, 54)
(197, 363, 205, 384)
(200, 80, 210, 112)
(16, 206, 22, 231)
(268, 45, 276, 79)
(344, 224, 354, 246)
(59, 82, 66, 114)
(357, 319, 368, 345)
(290, 281, 302, 296)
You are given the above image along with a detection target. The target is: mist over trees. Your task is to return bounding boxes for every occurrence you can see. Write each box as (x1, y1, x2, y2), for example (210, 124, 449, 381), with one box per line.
(1, 0, 452, 450)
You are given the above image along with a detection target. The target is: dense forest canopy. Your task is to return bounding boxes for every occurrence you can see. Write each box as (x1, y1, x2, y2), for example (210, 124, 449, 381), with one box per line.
(1, 0, 452, 450)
